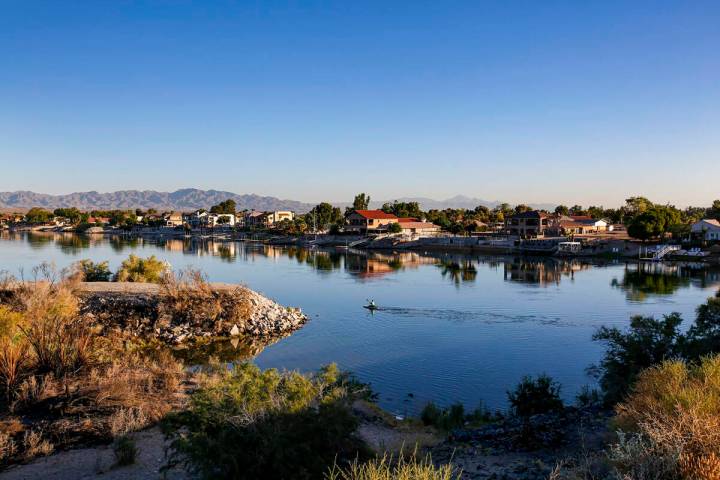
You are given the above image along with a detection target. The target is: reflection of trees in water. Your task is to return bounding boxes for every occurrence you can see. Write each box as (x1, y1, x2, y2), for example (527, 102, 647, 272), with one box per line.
(108, 235, 138, 253)
(438, 260, 477, 284)
(217, 245, 236, 263)
(56, 234, 90, 254)
(612, 263, 720, 301)
(503, 257, 591, 287)
(24, 232, 56, 250)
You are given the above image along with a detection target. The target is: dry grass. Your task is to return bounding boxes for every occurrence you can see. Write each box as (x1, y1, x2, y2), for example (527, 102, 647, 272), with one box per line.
(0, 271, 187, 466)
(327, 450, 461, 480)
(613, 355, 720, 480)
(22, 430, 53, 459)
(159, 268, 253, 333)
(85, 349, 184, 425)
(0, 339, 30, 405)
(0, 431, 16, 461)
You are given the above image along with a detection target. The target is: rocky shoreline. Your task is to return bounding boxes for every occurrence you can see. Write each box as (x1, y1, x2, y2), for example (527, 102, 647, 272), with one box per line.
(3, 282, 308, 345)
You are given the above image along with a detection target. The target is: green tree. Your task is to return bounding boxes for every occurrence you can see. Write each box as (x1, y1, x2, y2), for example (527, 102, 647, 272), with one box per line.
(554, 205, 569, 216)
(381, 201, 422, 219)
(351, 193, 371, 210)
(25, 207, 54, 224)
(709, 200, 720, 221)
(627, 205, 681, 241)
(210, 199, 237, 214)
(569, 205, 586, 216)
(586, 206, 605, 219)
(514, 204, 532, 214)
(53, 207, 82, 223)
(388, 222, 402, 234)
(472, 205, 491, 222)
(306, 202, 342, 231)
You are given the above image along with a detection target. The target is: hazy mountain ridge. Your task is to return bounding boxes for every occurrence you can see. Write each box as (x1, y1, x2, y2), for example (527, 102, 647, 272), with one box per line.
(0, 190, 557, 213)
(0, 189, 315, 213)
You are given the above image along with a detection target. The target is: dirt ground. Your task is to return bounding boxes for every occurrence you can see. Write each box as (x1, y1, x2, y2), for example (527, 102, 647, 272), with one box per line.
(0, 428, 190, 480)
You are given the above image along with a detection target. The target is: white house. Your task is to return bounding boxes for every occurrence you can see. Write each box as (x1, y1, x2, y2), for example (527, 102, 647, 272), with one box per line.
(691, 219, 720, 241)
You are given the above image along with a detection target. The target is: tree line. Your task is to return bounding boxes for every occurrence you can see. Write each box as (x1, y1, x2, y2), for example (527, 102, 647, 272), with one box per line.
(12, 194, 720, 241)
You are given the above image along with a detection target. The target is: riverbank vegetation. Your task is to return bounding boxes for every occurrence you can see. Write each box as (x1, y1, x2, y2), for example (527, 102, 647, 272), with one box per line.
(2, 257, 720, 479)
(162, 362, 373, 480)
(0, 272, 185, 466)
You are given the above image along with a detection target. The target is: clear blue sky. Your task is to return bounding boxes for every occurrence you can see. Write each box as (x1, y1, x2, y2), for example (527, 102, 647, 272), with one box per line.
(1, 1, 718, 207)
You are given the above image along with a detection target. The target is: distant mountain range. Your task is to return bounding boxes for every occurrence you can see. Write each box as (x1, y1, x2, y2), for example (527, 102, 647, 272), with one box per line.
(0, 189, 315, 213)
(0, 190, 557, 213)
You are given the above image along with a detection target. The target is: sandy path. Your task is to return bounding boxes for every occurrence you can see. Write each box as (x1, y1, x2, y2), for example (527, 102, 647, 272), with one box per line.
(0, 428, 192, 480)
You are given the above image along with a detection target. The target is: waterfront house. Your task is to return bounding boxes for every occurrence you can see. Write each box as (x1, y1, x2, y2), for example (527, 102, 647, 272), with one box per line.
(206, 213, 236, 227)
(187, 210, 207, 228)
(244, 211, 266, 228)
(398, 221, 440, 236)
(558, 215, 610, 235)
(87, 216, 110, 225)
(244, 210, 294, 228)
(505, 211, 555, 238)
(691, 219, 720, 242)
(345, 210, 399, 233)
(265, 211, 294, 226)
(164, 211, 184, 227)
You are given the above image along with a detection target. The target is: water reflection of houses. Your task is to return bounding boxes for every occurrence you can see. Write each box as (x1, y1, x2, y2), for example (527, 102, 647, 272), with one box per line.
(503, 258, 592, 286)
(345, 252, 437, 279)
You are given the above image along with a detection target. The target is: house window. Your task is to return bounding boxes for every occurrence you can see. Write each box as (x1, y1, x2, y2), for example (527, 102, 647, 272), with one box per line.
(368, 219, 374, 225)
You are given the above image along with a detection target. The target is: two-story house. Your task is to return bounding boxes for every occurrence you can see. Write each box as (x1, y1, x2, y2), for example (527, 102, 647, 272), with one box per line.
(345, 210, 399, 233)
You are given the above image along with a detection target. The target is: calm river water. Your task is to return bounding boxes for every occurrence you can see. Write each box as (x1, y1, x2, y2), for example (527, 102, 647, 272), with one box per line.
(1, 232, 718, 415)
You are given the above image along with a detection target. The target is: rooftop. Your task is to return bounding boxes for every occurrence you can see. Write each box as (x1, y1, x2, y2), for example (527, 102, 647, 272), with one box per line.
(352, 210, 398, 220)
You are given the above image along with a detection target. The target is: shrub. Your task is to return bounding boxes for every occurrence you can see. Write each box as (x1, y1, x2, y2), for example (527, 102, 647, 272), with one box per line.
(682, 290, 720, 359)
(18, 284, 96, 378)
(113, 435, 137, 466)
(164, 363, 370, 480)
(613, 356, 720, 480)
(419, 402, 466, 431)
(0, 431, 17, 461)
(22, 430, 53, 459)
(592, 314, 683, 404)
(0, 274, 186, 464)
(388, 222, 402, 234)
(0, 306, 24, 339)
(507, 374, 563, 417)
(114, 254, 168, 283)
(159, 269, 253, 333)
(327, 451, 461, 480)
(575, 386, 601, 408)
(73, 259, 112, 282)
(0, 339, 30, 405)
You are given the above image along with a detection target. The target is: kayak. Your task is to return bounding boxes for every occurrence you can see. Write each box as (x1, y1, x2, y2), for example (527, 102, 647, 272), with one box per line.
(363, 305, 379, 311)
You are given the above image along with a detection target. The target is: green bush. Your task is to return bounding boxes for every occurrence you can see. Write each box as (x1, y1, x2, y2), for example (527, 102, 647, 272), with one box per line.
(682, 290, 720, 359)
(73, 259, 112, 282)
(388, 222, 402, 234)
(113, 435, 137, 466)
(507, 374, 563, 417)
(419, 401, 496, 431)
(593, 290, 720, 405)
(419, 402, 465, 430)
(114, 255, 168, 283)
(575, 386, 601, 408)
(163, 363, 370, 480)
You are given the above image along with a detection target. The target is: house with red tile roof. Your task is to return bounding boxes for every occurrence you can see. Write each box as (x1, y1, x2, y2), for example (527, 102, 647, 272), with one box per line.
(345, 209, 399, 233)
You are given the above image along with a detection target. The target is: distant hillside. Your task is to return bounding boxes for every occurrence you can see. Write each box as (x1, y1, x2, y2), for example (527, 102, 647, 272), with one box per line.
(0, 189, 315, 213)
